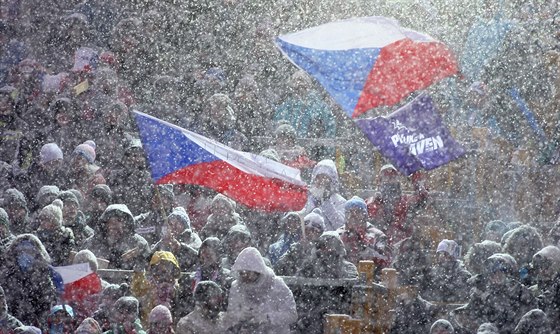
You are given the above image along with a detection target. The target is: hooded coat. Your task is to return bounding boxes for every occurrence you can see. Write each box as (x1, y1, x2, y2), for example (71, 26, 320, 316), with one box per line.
(200, 194, 244, 241)
(83, 204, 150, 270)
(2, 188, 32, 235)
(300, 160, 346, 231)
(0, 234, 60, 326)
(513, 309, 553, 334)
(225, 247, 297, 334)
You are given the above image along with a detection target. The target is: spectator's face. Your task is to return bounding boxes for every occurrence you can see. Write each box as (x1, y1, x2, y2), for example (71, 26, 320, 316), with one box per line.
(114, 306, 136, 325)
(89, 197, 108, 213)
(304, 225, 322, 241)
(62, 201, 79, 222)
(5, 204, 26, 222)
(55, 111, 71, 126)
(38, 212, 59, 231)
(532, 255, 554, 282)
(71, 154, 88, 170)
(150, 262, 177, 284)
(285, 216, 301, 235)
(167, 218, 184, 236)
(431, 328, 452, 334)
(238, 270, 261, 284)
(106, 217, 125, 243)
(346, 207, 367, 232)
(313, 174, 332, 191)
(436, 252, 454, 265)
(199, 246, 219, 267)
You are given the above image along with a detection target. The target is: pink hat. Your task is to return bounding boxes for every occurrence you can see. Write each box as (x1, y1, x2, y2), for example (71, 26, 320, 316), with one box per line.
(74, 142, 96, 163)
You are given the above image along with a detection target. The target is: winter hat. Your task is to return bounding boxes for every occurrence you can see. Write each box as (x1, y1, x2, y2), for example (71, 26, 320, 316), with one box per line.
(72, 47, 98, 73)
(149, 251, 180, 275)
(58, 190, 79, 206)
(193, 280, 223, 303)
(436, 239, 460, 259)
(168, 207, 191, 230)
(513, 309, 551, 334)
(73, 249, 99, 272)
(430, 319, 454, 333)
(345, 196, 367, 214)
(68, 189, 84, 207)
(274, 123, 297, 140)
(212, 193, 236, 212)
(3, 188, 27, 209)
(232, 247, 268, 275)
(113, 296, 139, 316)
(477, 323, 499, 334)
(484, 253, 518, 278)
(75, 317, 102, 334)
(74, 142, 96, 163)
(49, 304, 74, 318)
(91, 184, 112, 204)
(513, 309, 552, 334)
(148, 305, 173, 325)
(484, 220, 507, 235)
(36, 185, 60, 208)
(14, 326, 42, 334)
(0, 208, 8, 227)
(304, 208, 325, 232)
(379, 164, 398, 176)
(39, 202, 63, 226)
(39, 143, 64, 165)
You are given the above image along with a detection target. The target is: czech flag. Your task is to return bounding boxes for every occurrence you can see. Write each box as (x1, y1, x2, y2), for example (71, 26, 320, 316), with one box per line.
(133, 111, 308, 212)
(276, 16, 459, 118)
(54, 263, 102, 303)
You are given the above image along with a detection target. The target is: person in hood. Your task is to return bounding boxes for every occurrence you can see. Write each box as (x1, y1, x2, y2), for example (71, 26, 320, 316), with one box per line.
(58, 190, 93, 247)
(268, 212, 302, 265)
(135, 185, 176, 246)
(46, 97, 82, 157)
(271, 123, 315, 170)
(176, 281, 226, 334)
(221, 224, 253, 270)
(17, 143, 67, 204)
(0, 207, 15, 253)
(0, 234, 62, 326)
(75, 317, 102, 334)
(513, 309, 552, 334)
(151, 207, 201, 271)
(424, 239, 471, 303)
(0, 285, 24, 333)
(450, 253, 536, 333)
(224, 247, 297, 334)
(106, 138, 152, 217)
(92, 284, 129, 332)
(178, 237, 232, 318)
(298, 231, 357, 279)
(2, 188, 32, 235)
(502, 225, 543, 284)
(131, 251, 181, 322)
(464, 240, 502, 276)
(46, 305, 76, 334)
(300, 159, 346, 231)
(14, 326, 42, 334)
(338, 196, 390, 269)
(30, 185, 60, 230)
(274, 209, 325, 276)
(390, 285, 436, 334)
(82, 204, 150, 270)
(296, 232, 357, 334)
(94, 100, 133, 172)
(104, 296, 146, 334)
(530, 246, 560, 328)
(84, 184, 112, 236)
(66, 141, 105, 196)
(147, 305, 174, 334)
(200, 194, 243, 241)
(366, 164, 428, 245)
(35, 199, 75, 265)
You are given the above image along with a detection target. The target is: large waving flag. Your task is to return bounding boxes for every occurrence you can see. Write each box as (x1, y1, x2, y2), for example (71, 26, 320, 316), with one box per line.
(356, 94, 465, 175)
(133, 111, 308, 212)
(276, 16, 458, 118)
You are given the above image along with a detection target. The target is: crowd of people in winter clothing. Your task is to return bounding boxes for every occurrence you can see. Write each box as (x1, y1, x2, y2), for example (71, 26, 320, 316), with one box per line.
(1, 0, 560, 333)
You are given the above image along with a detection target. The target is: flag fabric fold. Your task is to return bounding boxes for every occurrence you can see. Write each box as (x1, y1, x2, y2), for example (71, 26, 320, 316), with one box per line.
(133, 110, 308, 212)
(355, 94, 465, 175)
(276, 16, 458, 118)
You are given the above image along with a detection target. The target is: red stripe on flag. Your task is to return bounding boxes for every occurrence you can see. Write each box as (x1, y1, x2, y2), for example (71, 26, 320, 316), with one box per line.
(353, 38, 458, 117)
(156, 161, 308, 212)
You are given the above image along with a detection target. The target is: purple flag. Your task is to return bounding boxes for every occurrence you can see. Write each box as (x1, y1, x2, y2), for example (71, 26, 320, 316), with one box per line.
(355, 94, 465, 175)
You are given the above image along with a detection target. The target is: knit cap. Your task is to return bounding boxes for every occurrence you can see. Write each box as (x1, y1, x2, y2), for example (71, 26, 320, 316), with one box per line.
(40, 143, 63, 165)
